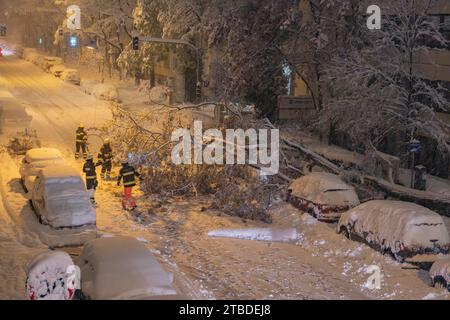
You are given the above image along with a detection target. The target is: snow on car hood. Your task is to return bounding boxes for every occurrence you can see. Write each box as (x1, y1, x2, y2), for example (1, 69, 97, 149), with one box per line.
(289, 172, 360, 207)
(339, 201, 450, 253)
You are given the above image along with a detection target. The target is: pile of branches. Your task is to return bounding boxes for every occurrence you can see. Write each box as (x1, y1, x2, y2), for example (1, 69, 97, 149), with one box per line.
(101, 103, 278, 223)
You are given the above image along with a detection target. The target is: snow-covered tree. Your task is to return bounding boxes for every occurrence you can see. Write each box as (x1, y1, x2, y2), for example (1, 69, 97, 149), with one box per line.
(322, 0, 450, 153)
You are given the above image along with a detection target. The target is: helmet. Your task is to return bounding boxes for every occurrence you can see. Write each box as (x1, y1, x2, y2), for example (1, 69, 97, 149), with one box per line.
(104, 138, 111, 145)
(78, 123, 85, 129)
(121, 158, 129, 165)
(86, 154, 93, 161)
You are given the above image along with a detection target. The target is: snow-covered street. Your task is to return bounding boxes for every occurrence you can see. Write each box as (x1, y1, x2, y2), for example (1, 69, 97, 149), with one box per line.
(0, 54, 449, 300)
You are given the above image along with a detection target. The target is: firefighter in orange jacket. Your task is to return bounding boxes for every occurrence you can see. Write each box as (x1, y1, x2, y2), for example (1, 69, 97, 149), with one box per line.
(117, 160, 141, 211)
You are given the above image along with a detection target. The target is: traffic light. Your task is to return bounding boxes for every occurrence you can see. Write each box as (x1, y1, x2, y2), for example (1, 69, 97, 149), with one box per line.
(196, 82, 202, 99)
(0, 25, 6, 37)
(132, 37, 139, 51)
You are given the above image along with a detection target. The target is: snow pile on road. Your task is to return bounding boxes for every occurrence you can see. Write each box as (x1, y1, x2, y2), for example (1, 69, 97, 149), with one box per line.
(430, 258, 450, 284)
(78, 237, 177, 300)
(338, 200, 450, 254)
(91, 83, 120, 102)
(289, 172, 360, 206)
(26, 251, 75, 300)
(208, 228, 300, 242)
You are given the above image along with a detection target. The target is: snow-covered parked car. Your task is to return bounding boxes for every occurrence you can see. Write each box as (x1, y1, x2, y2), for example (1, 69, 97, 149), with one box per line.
(26, 251, 78, 300)
(338, 200, 450, 261)
(429, 258, 450, 291)
(50, 64, 66, 78)
(30, 165, 96, 228)
(43, 56, 63, 73)
(287, 172, 360, 222)
(61, 69, 81, 86)
(20, 148, 65, 192)
(77, 236, 180, 300)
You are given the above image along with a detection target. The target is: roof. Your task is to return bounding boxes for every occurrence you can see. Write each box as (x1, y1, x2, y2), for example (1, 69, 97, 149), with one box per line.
(39, 164, 80, 180)
(79, 237, 176, 300)
(26, 148, 63, 162)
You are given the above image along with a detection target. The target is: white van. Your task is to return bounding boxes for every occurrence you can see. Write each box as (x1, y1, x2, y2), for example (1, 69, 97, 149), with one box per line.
(31, 165, 96, 229)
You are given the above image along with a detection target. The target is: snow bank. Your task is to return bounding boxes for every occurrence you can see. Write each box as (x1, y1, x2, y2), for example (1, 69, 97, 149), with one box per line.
(208, 228, 300, 242)
(91, 83, 120, 102)
(77, 237, 177, 300)
(430, 258, 450, 285)
(289, 172, 360, 207)
(338, 200, 450, 256)
(26, 251, 75, 300)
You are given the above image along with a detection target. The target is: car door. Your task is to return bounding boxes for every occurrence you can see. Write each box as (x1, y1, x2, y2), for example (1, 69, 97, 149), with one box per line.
(32, 177, 46, 215)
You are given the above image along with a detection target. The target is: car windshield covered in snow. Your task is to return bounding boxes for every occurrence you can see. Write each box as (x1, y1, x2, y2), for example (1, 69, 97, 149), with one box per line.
(77, 237, 177, 300)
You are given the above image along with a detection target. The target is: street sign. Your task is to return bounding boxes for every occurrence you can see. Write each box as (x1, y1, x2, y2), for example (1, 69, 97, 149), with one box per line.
(132, 37, 139, 51)
(408, 140, 421, 153)
(69, 35, 78, 48)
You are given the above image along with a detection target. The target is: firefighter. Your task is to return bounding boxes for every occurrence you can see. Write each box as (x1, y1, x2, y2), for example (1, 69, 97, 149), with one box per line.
(97, 138, 113, 180)
(83, 155, 100, 204)
(75, 124, 88, 159)
(117, 159, 141, 211)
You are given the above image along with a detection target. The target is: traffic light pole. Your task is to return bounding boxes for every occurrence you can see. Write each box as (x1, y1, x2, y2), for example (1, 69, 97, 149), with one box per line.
(136, 36, 201, 100)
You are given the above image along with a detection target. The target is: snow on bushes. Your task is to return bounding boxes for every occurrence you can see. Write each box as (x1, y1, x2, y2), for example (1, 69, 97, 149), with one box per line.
(26, 251, 77, 300)
(338, 200, 450, 258)
(99, 105, 277, 223)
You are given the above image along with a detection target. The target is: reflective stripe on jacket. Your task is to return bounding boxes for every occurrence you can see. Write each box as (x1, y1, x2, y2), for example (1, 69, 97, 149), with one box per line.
(118, 165, 140, 187)
(76, 129, 88, 143)
(83, 161, 98, 180)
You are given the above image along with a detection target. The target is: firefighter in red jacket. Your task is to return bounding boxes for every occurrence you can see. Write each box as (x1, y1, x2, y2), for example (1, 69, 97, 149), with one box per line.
(117, 159, 141, 210)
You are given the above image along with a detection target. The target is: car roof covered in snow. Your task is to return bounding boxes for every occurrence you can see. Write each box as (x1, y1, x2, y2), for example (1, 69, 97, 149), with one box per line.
(289, 172, 359, 206)
(39, 164, 80, 180)
(338, 200, 450, 253)
(27, 251, 74, 275)
(26, 148, 63, 162)
(78, 237, 177, 300)
(342, 200, 446, 226)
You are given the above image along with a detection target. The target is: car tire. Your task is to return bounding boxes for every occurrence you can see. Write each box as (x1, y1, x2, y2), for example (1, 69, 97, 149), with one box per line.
(339, 226, 351, 240)
(433, 277, 449, 291)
